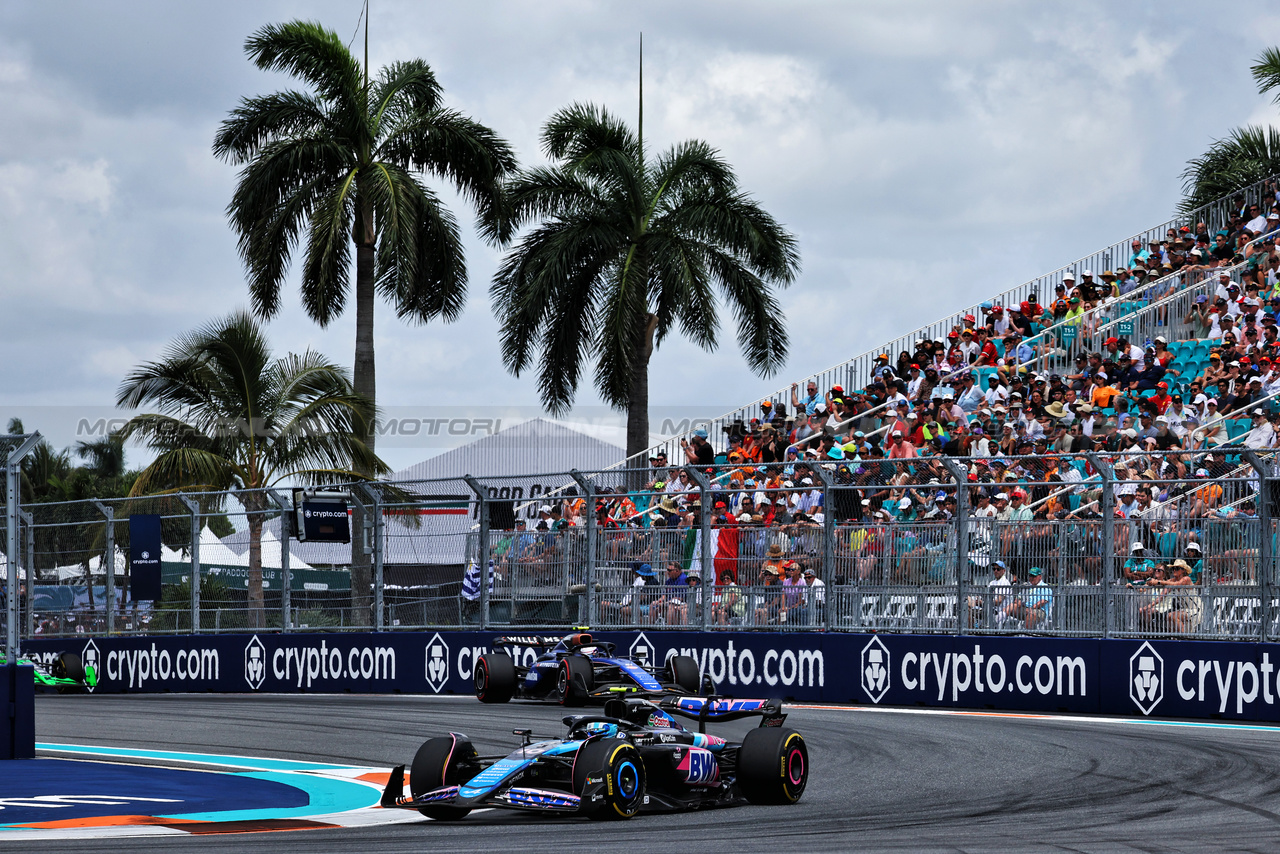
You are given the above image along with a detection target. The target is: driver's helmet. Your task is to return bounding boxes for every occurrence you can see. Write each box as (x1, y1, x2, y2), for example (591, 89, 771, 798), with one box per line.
(578, 646, 599, 657)
(581, 721, 619, 738)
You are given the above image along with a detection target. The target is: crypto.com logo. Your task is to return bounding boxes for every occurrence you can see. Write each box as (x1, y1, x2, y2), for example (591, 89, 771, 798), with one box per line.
(80, 639, 100, 693)
(629, 632, 657, 667)
(860, 637, 891, 703)
(245, 635, 267, 690)
(1130, 641, 1164, 716)
(425, 633, 449, 693)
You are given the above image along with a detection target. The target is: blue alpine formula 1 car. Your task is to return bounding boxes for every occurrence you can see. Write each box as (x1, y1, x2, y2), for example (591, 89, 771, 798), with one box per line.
(380, 695, 808, 820)
(474, 632, 704, 705)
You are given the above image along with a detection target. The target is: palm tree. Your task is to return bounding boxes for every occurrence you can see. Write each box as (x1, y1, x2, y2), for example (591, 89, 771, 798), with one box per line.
(213, 20, 514, 622)
(116, 310, 386, 628)
(491, 103, 800, 463)
(1181, 48, 1280, 213)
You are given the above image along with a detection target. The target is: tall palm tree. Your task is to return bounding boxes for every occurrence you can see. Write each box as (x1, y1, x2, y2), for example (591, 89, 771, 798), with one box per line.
(116, 311, 386, 629)
(492, 104, 799, 463)
(1181, 48, 1280, 213)
(213, 20, 515, 620)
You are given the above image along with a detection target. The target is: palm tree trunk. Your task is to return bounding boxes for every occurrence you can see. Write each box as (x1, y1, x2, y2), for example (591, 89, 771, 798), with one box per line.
(626, 313, 659, 476)
(350, 238, 376, 627)
(247, 510, 265, 629)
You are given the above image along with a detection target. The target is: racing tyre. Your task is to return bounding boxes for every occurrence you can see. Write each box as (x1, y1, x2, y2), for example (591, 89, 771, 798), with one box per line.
(737, 727, 808, 805)
(558, 655, 594, 706)
(667, 655, 701, 694)
(52, 652, 85, 682)
(53, 652, 87, 694)
(410, 736, 476, 820)
(475, 653, 516, 703)
(572, 738, 646, 820)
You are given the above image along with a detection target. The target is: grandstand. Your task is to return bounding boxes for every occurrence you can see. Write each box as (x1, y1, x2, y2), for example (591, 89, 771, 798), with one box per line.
(633, 175, 1280, 465)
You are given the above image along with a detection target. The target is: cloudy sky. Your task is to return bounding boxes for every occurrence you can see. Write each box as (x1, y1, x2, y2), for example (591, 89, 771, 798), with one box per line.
(2, 1, 1280, 472)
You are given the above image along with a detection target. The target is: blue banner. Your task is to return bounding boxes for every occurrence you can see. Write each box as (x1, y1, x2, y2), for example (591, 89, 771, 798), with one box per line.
(129, 514, 162, 600)
(20, 631, 1280, 724)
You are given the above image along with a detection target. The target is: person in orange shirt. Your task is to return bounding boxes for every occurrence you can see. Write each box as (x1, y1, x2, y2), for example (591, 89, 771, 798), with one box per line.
(1090, 372, 1121, 409)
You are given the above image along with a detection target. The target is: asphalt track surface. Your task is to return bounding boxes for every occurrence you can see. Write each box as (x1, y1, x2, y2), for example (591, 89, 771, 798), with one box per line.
(24, 694, 1280, 853)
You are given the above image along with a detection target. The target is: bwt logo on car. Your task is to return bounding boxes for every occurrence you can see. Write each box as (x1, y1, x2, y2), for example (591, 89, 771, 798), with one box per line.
(102, 643, 221, 689)
(661, 639, 824, 689)
(256, 636, 397, 689)
(1165, 648, 1280, 715)
(893, 643, 1087, 703)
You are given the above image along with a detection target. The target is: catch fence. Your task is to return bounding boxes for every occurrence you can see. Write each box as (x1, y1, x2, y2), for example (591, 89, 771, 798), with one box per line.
(4, 451, 1280, 646)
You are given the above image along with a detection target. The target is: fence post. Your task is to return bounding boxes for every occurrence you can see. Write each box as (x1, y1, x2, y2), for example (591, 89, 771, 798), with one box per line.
(463, 476, 490, 631)
(18, 510, 33, 642)
(939, 458, 970, 636)
(808, 464, 836, 631)
(356, 484, 385, 632)
(685, 467, 712, 629)
(177, 495, 200, 634)
(1242, 450, 1274, 641)
(569, 471, 596, 629)
(91, 501, 114, 636)
(267, 491, 293, 633)
(1085, 453, 1114, 638)
(5, 433, 39, 657)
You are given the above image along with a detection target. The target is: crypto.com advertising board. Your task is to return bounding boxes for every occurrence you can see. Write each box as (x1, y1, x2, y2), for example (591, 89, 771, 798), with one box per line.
(22, 633, 1280, 722)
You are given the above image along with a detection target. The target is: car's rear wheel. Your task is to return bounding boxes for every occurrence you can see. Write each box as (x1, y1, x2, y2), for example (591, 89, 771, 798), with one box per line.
(572, 738, 646, 819)
(558, 655, 594, 706)
(475, 653, 516, 703)
(410, 736, 476, 820)
(667, 655, 701, 694)
(737, 727, 808, 805)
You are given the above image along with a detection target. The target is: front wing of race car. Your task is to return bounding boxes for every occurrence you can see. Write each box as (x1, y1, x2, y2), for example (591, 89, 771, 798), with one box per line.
(379, 738, 606, 817)
(1, 650, 97, 690)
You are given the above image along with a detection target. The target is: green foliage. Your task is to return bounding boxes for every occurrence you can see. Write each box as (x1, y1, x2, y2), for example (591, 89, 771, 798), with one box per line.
(1181, 48, 1280, 213)
(149, 574, 240, 632)
(1180, 126, 1280, 215)
(116, 310, 388, 627)
(491, 103, 799, 457)
(213, 18, 516, 391)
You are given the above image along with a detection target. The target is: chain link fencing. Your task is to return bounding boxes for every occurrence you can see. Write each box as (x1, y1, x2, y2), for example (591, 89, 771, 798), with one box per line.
(6, 451, 1280, 644)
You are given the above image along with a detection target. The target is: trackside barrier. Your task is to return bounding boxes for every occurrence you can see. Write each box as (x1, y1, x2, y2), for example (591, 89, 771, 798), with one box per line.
(2, 663, 35, 759)
(24, 632, 1280, 724)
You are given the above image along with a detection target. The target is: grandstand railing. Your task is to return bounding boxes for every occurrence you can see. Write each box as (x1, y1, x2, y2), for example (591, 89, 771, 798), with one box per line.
(7, 453, 1280, 644)
(626, 175, 1280, 466)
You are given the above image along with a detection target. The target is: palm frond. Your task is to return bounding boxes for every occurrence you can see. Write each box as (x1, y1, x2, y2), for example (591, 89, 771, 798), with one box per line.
(244, 20, 364, 107)
(1252, 47, 1280, 104)
(1179, 125, 1280, 214)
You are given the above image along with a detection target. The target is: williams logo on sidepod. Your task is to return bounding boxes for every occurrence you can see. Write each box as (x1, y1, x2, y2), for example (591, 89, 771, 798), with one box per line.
(425, 633, 449, 693)
(245, 635, 267, 690)
(860, 636, 891, 703)
(1129, 641, 1164, 716)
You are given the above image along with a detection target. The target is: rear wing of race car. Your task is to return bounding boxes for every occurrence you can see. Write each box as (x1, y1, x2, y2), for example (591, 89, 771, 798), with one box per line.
(658, 696, 787, 732)
(491, 635, 564, 648)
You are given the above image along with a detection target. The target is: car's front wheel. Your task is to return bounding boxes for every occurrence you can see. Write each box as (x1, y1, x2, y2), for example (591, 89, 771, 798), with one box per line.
(558, 655, 594, 706)
(410, 735, 477, 820)
(572, 738, 646, 819)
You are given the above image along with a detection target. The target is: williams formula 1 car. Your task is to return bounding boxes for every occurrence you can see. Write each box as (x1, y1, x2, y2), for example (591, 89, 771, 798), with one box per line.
(474, 631, 704, 705)
(0, 649, 97, 692)
(380, 694, 808, 820)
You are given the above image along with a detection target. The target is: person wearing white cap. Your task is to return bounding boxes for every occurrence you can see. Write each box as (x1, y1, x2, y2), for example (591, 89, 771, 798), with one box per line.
(1123, 542, 1155, 582)
(1244, 407, 1276, 449)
